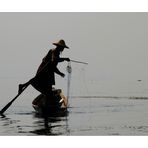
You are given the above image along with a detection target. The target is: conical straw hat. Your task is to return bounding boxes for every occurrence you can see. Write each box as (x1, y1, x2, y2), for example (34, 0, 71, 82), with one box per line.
(53, 39, 69, 49)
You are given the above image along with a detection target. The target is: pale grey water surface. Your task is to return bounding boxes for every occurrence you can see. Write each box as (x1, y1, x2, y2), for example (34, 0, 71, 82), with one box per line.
(1, 78, 148, 136)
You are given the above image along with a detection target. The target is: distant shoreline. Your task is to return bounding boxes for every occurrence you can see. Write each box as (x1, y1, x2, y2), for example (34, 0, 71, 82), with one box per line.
(70, 96, 148, 100)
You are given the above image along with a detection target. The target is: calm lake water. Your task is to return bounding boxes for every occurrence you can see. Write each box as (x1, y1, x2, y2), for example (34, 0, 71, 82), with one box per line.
(1, 78, 148, 135)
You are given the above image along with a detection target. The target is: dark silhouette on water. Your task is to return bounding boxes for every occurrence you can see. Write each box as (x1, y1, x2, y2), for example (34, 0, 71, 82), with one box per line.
(32, 110, 69, 135)
(0, 39, 70, 115)
(18, 39, 70, 98)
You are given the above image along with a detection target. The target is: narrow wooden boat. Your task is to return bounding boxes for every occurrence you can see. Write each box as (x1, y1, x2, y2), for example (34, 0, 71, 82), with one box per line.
(32, 88, 68, 116)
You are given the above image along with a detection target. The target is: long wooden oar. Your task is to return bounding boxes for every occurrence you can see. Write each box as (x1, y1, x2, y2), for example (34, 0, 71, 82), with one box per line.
(0, 85, 28, 115)
(0, 57, 53, 116)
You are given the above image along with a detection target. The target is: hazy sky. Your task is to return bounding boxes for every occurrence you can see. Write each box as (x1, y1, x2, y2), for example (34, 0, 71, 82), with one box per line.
(0, 12, 148, 83)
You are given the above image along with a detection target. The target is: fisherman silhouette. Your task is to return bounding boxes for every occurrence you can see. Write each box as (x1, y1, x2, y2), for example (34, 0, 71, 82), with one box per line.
(18, 39, 70, 101)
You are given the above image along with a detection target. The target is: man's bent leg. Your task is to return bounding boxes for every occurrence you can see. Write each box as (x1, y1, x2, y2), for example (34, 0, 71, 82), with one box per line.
(18, 78, 33, 94)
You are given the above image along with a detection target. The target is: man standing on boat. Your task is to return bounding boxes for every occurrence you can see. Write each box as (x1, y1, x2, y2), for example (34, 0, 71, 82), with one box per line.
(18, 39, 70, 99)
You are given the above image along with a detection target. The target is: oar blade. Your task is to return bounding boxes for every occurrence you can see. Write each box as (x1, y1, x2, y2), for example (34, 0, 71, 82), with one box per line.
(0, 101, 14, 114)
(0, 85, 28, 115)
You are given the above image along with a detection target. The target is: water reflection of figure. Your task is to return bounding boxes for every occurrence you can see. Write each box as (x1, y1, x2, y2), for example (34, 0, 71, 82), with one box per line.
(31, 112, 69, 135)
